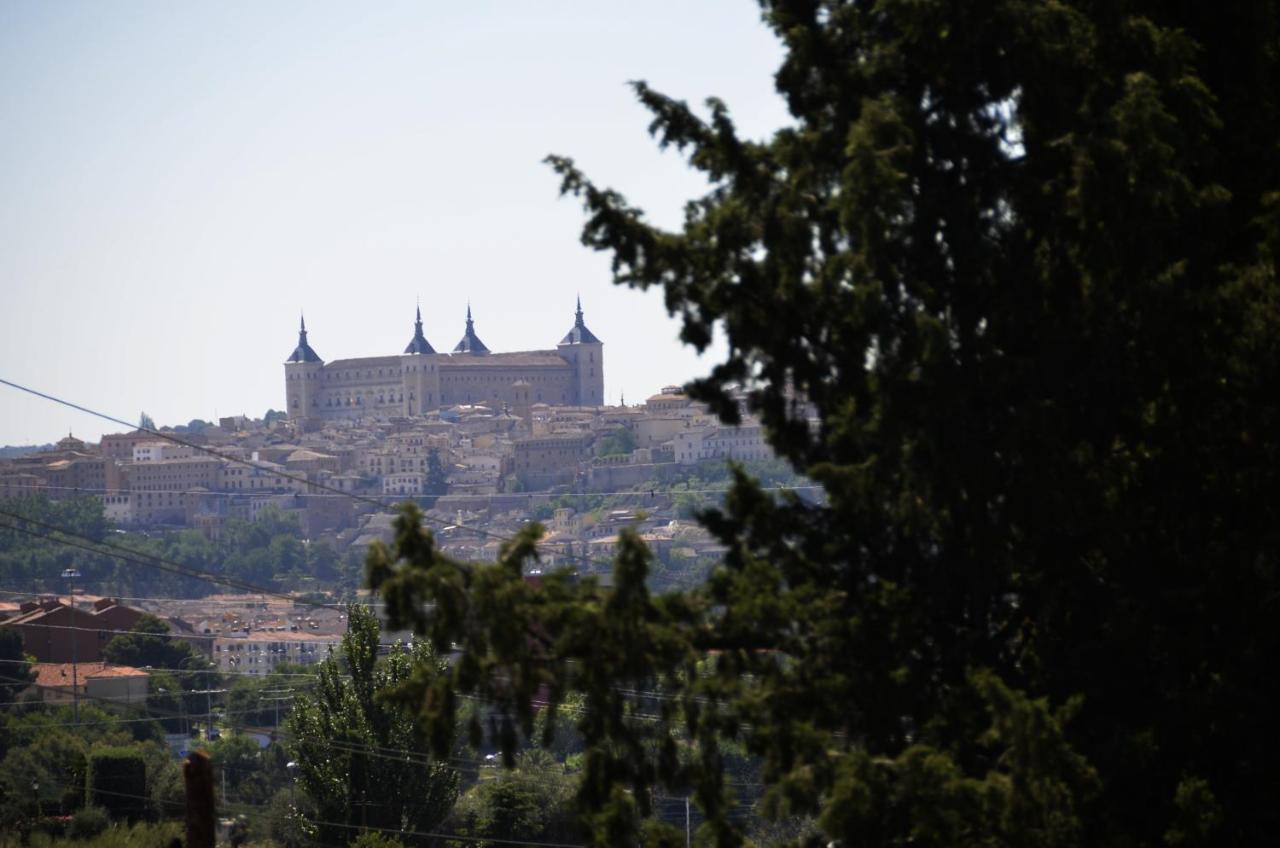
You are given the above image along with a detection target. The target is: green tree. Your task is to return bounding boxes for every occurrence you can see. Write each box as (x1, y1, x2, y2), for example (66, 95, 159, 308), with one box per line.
(225, 662, 310, 732)
(349, 834, 408, 848)
(370, 3, 1280, 846)
(425, 448, 449, 496)
(0, 705, 141, 824)
(102, 615, 212, 680)
(0, 628, 34, 703)
(86, 746, 148, 821)
(145, 671, 185, 734)
(306, 540, 342, 581)
(285, 605, 459, 846)
(208, 733, 288, 807)
(103, 615, 216, 719)
(448, 750, 579, 846)
(596, 428, 637, 458)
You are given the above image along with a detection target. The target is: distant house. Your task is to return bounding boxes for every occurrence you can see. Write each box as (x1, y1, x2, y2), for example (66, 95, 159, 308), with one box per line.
(1, 597, 199, 663)
(32, 661, 150, 706)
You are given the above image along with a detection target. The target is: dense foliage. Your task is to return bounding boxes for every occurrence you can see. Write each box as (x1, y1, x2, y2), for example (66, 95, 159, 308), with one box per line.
(447, 749, 579, 845)
(0, 628, 35, 703)
(0, 496, 357, 595)
(0, 703, 176, 828)
(425, 448, 449, 497)
(285, 604, 459, 846)
(596, 428, 638, 458)
(85, 747, 148, 821)
(370, 2, 1280, 846)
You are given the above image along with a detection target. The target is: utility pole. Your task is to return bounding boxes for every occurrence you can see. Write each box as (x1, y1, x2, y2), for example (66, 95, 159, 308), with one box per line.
(61, 568, 81, 724)
(262, 688, 293, 732)
(188, 686, 229, 740)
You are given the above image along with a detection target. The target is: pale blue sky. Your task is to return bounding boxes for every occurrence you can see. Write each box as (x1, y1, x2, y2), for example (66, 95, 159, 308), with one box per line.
(0, 1, 789, 445)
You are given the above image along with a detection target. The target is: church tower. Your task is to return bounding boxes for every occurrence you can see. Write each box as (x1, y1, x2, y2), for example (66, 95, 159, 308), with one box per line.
(557, 297, 604, 406)
(284, 315, 324, 420)
(400, 303, 442, 415)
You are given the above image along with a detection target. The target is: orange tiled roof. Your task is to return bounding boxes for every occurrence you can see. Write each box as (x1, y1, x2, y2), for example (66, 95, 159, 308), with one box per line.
(32, 662, 149, 687)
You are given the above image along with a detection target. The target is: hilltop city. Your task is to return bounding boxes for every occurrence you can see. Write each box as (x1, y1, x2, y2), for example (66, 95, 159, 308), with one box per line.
(0, 302, 815, 680)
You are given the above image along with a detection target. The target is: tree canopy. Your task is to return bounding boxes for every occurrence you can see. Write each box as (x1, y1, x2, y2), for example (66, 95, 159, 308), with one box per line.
(371, 3, 1280, 846)
(0, 628, 35, 703)
(285, 604, 459, 846)
(102, 614, 210, 675)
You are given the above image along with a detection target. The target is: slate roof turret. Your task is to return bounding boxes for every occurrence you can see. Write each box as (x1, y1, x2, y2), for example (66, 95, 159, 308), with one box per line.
(403, 304, 436, 354)
(287, 315, 323, 363)
(559, 296, 600, 345)
(452, 304, 490, 355)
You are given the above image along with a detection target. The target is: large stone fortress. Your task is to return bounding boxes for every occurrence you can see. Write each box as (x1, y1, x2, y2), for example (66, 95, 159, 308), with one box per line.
(284, 301, 603, 421)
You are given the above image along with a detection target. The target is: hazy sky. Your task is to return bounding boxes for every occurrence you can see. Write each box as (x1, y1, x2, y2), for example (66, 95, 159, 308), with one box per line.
(0, 1, 790, 446)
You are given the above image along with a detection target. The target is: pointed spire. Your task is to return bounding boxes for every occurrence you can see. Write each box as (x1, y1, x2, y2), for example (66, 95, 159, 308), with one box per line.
(560, 297, 600, 345)
(404, 300, 436, 354)
(453, 302, 489, 354)
(288, 313, 322, 363)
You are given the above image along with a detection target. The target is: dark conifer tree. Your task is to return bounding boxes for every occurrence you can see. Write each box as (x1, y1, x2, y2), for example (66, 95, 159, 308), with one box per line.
(371, 3, 1280, 844)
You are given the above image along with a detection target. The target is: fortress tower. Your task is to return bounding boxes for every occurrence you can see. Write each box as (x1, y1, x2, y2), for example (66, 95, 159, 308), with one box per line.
(284, 315, 324, 420)
(400, 304, 442, 415)
(557, 297, 604, 406)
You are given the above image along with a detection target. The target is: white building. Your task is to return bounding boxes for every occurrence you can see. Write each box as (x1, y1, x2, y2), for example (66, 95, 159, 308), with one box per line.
(133, 442, 196, 463)
(383, 472, 425, 497)
(674, 420, 774, 465)
(213, 630, 341, 676)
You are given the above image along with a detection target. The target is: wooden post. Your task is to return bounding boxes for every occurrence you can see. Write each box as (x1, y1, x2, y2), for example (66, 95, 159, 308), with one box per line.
(183, 750, 216, 848)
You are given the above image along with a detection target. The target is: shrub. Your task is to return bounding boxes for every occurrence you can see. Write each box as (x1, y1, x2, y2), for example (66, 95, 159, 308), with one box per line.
(69, 805, 110, 839)
(85, 747, 148, 822)
(348, 833, 407, 848)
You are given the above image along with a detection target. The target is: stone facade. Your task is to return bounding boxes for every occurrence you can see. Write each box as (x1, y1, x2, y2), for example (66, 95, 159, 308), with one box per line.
(513, 432, 594, 490)
(285, 302, 604, 423)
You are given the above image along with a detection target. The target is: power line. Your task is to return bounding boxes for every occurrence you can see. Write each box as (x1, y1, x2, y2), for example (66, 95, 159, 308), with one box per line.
(2, 666, 769, 787)
(0, 619, 335, 646)
(22, 480, 822, 499)
(0, 376, 405, 513)
(0, 656, 322, 682)
(0, 519, 716, 708)
(0, 376, 811, 572)
(0, 618, 363, 651)
(0, 511, 343, 610)
(34, 773, 590, 848)
(0, 376, 606, 568)
(0, 670, 514, 772)
(0, 493, 761, 734)
(0, 587, 337, 605)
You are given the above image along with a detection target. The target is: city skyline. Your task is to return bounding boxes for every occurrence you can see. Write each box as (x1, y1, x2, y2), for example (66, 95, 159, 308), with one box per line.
(0, 1, 790, 445)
